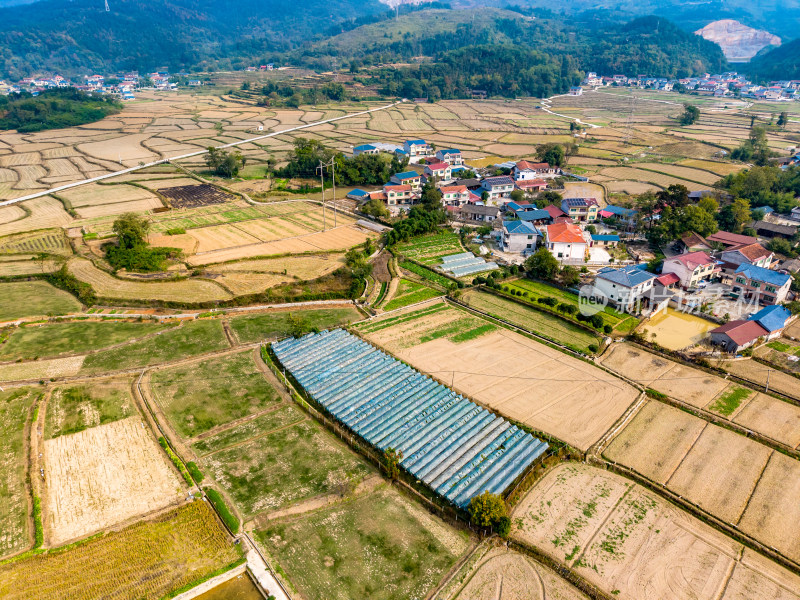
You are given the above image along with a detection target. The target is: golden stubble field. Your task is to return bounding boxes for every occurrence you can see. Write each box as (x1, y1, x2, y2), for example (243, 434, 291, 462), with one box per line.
(361, 302, 639, 450)
(604, 399, 800, 564)
(513, 462, 800, 600)
(600, 343, 800, 448)
(42, 416, 185, 546)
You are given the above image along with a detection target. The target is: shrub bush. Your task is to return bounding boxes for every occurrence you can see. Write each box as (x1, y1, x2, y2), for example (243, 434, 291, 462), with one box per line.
(588, 343, 599, 353)
(603, 324, 613, 334)
(205, 488, 240, 534)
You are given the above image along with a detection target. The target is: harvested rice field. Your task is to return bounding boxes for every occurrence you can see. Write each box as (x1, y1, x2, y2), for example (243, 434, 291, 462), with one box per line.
(512, 462, 800, 600)
(604, 399, 800, 563)
(599, 343, 800, 447)
(358, 301, 638, 450)
(42, 416, 185, 546)
(67, 258, 232, 302)
(443, 545, 588, 600)
(720, 359, 800, 401)
(0, 501, 242, 600)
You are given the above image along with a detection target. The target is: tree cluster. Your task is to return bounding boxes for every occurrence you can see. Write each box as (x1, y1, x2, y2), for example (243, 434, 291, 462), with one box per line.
(104, 213, 181, 272)
(205, 147, 247, 178)
(0, 88, 121, 132)
(277, 138, 409, 186)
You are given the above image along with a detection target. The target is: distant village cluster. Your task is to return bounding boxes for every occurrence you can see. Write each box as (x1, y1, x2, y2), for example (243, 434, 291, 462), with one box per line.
(579, 70, 800, 101)
(347, 137, 799, 352)
(0, 70, 208, 100)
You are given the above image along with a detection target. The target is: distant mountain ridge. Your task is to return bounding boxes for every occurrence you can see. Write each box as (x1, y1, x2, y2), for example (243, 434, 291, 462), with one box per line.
(695, 19, 781, 62)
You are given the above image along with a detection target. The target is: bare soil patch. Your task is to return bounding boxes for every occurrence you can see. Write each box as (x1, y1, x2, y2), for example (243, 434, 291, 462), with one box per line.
(363, 306, 638, 451)
(43, 416, 185, 545)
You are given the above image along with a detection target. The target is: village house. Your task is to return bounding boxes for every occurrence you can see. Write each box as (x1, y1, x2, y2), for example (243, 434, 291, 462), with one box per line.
(751, 220, 798, 240)
(353, 144, 380, 156)
(390, 170, 423, 190)
(545, 222, 587, 261)
(435, 149, 463, 166)
(590, 234, 620, 248)
(480, 176, 515, 202)
(459, 204, 500, 223)
(383, 185, 415, 207)
(569, 86, 583, 96)
(679, 232, 713, 253)
(719, 243, 774, 270)
(512, 160, 560, 180)
(517, 208, 554, 226)
(402, 139, 433, 163)
(732, 264, 792, 305)
(514, 178, 548, 194)
(561, 198, 599, 223)
(439, 185, 470, 207)
(500, 220, 540, 254)
(598, 205, 637, 230)
(661, 251, 719, 290)
(593, 264, 657, 314)
(709, 320, 769, 353)
(705, 231, 758, 248)
(747, 305, 793, 341)
(423, 161, 452, 181)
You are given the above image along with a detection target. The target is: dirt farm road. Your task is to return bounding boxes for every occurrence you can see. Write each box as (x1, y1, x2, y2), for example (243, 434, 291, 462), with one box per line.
(0, 100, 405, 209)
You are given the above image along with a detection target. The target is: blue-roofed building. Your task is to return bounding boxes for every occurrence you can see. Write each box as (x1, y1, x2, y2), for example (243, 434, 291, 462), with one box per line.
(435, 148, 463, 166)
(517, 209, 552, 224)
(591, 234, 621, 247)
(390, 170, 423, 190)
(403, 139, 433, 163)
(593, 264, 657, 313)
(733, 264, 792, 305)
(500, 219, 540, 254)
(346, 188, 370, 201)
(753, 206, 774, 215)
(353, 144, 378, 156)
(748, 305, 792, 339)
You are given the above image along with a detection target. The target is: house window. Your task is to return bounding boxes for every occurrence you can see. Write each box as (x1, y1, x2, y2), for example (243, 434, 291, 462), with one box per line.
(736, 277, 746, 285)
(766, 285, 776, 293)
(752, 281, 760, 289)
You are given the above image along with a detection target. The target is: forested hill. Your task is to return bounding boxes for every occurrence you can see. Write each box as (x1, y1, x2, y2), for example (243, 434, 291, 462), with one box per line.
(0, 88, 121, 132)
(0, 0, 390, 78)
(746, 39, 800, 81)
(338, 14, 727, 100)
(0, 0, 726, 90)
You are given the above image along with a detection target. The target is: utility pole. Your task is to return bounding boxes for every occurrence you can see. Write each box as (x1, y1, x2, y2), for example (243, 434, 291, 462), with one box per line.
(317, 161, 326, 231)
(330, 157, 338, 228)
(765, 368, 771, 394)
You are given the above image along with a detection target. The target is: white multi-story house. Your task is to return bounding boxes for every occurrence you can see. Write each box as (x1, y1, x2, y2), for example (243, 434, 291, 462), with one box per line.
(661, 252, 719, 290)
(435, 149, 463, 166)
(479, 176, 515, 202)
(439, 185, 470, 207)
(423, 161, 452, 181)
(390, 171, 423, 190)
(402, 139, 433, 163)
(593, 265, 657, 314)
(512, 160, 560, 180)
(500, 220, 540, 254)
(545, 222, 587, 261)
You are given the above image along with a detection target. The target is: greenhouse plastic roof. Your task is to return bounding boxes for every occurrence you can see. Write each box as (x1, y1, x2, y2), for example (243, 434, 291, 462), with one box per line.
(272, 329, 548, 507)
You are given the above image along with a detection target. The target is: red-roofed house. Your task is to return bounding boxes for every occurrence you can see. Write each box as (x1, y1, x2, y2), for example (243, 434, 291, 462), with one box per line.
(720, 243, 773, 270)
(515, 178, 548, 193)
(709, 320, 768, 353)
(545, 222, 588, 260)
(661, 252, 720, 289)
(439, 185, 470, 207)
(706, 231, 757, 248)
(423, 162, 452, 180)
(655, 272, 680, 288)
(383, 184, 414, 207)
(543, 204, 566, 220)
(512, 160, 560, 180)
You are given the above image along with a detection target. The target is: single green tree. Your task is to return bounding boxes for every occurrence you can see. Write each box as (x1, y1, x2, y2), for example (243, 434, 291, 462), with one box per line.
(468, 490, 508, 528)
(112, 213, 150, 249)
(524, 247, 559, 281)
(384, 447, 403, 480)
(679, 103, 700, 125)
